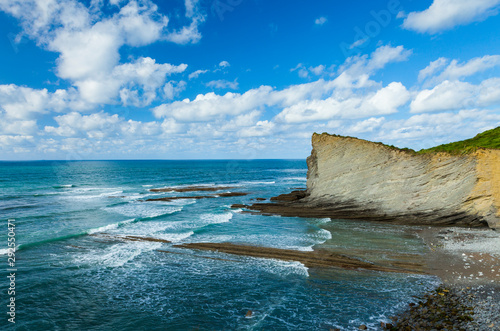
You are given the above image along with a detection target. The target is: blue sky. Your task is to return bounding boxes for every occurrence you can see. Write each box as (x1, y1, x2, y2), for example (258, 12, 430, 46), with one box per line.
(1, 0, 500, 160)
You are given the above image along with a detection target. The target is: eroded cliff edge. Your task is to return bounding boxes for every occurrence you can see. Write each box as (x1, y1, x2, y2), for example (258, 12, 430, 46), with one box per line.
(307, 133, 500, 229)
(250, 133, 500, 229)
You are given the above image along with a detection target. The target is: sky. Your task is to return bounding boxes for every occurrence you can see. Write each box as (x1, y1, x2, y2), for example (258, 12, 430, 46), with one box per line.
(1, 0, 500, 160)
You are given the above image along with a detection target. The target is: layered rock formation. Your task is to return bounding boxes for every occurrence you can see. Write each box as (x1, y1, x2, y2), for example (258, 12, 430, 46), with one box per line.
(250, 133, 500, 229)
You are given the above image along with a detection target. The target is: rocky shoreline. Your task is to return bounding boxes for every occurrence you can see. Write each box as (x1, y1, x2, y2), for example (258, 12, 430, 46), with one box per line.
(388, 283, 500, 331)
(229, 192, 500, 330)
(102, 184, 500, 330)
(237, 190, 490, 226)
(304, 133, 500, 229)
(405, 226, 500, 331)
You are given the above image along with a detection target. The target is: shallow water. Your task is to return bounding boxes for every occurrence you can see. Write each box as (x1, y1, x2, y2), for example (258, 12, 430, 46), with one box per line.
(0, 160, 439, 330)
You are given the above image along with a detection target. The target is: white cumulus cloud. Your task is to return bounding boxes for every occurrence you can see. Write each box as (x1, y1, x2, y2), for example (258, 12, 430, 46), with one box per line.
(0, 0, 195, 108)
(403, 0, 500, 34)
(410, 78, 500, 113)
(153, 45, 412, 125)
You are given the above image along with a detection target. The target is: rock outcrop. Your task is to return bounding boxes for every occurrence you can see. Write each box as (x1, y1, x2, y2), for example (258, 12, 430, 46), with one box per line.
(305, 133, 500, 229)
(249, 133, 500, 229)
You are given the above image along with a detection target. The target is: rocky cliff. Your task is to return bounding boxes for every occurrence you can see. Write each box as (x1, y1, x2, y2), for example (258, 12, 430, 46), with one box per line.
(306, 133, 500, 229)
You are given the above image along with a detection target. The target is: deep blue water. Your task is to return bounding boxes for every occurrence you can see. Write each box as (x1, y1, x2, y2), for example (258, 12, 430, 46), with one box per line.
(0, 160, 438, 330)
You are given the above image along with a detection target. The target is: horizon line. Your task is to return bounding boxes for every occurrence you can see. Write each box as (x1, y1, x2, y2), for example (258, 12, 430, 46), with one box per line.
(0, 158, 306, 162)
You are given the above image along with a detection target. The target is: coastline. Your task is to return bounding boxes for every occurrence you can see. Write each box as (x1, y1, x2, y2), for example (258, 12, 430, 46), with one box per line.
(412, 226, 500, 330)
(97, 182, 499, 329)
(235, 193, 500, 330)
(318, 218, 500, 330)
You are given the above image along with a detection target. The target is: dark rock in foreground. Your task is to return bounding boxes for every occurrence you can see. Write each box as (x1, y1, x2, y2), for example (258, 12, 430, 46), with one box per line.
(390, 287, 475, 331)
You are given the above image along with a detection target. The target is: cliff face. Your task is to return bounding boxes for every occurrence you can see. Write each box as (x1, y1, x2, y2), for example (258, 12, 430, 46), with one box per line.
(306, 133, 500, 229)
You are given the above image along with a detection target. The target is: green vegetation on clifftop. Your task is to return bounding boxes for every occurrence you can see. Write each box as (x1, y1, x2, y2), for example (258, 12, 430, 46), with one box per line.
(418, 126, 500, 155)
(317, 127, 500, 155)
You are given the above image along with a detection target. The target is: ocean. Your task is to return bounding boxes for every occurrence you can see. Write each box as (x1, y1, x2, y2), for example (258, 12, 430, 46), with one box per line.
(0, 160, 439, 330)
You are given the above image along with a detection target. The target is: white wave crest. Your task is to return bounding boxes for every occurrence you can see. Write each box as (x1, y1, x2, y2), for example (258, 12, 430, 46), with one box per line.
(75, 241, 162, 268)
(110, 221, 178, 236)
(104, 203, 182, 218)
(199, 212, 233, 226)
(251, 258, 309, 277)
(154, 231, 194, 242)
(60, 190, 124, 200)
(87, 219, 136, 235)
(0, 248, 13, 256)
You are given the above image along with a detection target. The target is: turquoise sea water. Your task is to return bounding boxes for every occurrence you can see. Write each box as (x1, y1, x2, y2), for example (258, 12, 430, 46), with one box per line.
(0, 160, 439, 330)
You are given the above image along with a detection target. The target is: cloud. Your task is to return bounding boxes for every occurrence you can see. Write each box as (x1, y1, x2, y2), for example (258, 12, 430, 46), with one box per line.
(164, 0, 205, 44)
(238, 121, 275, 137)
(44, 111, 182, 139)
(188, 69, 209, 79)
(0, 135, 34, 152)
(165, 16, 204, 44)
(0, 0, 90, 40)
(349, 38, 368, 50)
(0, 84, 51, 119)
(75, 56, 187, 106)
(410, 78, 500, 113)
(291, 64, 327, 78)
(206, 79, 239, 90)
(367, 45, 412, 70)
(418, 55, 500, 84)
(115, 57, 187, 106)
(403, 0, 500, 34)
(418, 57, 448, 82)
(275, 82, 410, 123)
(163, 81, 187, 100)
(349, 117, 385, 134)
(411, 81, 475, 113)
(0, 0, 195, 108)
(315, 16, 327, 25)
(219, 61, 230, 68)
(184, 0, 198, 18)
(153, 87, 273, 122)
(0, 57, 186, 113)
(0, 84, 90, 120)
(0, 118, 37, 135)
(154, 45, 411, 123)
(375, 109, 500, 148)
(3, 0, 171, 79)
(309, 65, 325, 76)
(290, 63, 310, 78)
(45, 112, 121, 138)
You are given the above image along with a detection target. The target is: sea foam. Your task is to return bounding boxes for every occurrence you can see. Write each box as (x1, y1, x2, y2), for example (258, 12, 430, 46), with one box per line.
(104, 203, 182, 218)
(87, 219, 136, 235)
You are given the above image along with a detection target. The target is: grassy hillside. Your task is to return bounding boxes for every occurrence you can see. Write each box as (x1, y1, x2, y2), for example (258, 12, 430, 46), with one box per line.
(418, 126, 500, 154)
